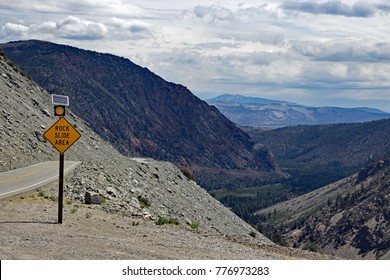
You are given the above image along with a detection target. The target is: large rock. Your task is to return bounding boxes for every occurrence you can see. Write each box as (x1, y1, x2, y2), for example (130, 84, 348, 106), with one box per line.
(85, 191, 103, 205)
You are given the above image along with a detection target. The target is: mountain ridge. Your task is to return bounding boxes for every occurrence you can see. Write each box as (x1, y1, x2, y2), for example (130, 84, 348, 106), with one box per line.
(245, 119, 390, 193)
(0, 40, 285, 189)
(1, 41, 339, 260)
(0, 48, 275, 250)
(206, 94, 390, 128)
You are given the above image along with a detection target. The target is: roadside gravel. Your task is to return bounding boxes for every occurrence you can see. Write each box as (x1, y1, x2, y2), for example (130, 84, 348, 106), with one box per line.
(0, 185, 336, 260)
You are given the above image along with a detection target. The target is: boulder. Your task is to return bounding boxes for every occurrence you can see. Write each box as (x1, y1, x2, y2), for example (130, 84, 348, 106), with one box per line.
(106, 187, 117, 198)
(85, 191, 103, 205)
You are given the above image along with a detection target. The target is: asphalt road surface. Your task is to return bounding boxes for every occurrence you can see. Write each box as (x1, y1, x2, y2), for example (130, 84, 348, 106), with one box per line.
(0, 161, 81, 199)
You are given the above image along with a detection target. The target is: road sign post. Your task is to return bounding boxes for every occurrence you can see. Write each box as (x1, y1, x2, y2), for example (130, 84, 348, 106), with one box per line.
(43, 99, 80, 224)
(59, 153, 64, 224)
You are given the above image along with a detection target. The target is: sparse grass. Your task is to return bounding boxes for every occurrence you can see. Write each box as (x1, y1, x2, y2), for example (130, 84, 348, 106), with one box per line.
(180, 168, 195, 181)
(100, 197, 107, 205)
(85, 212, 92, 219)
(138, 195, 150, 208)
(70, 207, 78, 214)
(1, 52, 33, 80)
(190, 222, 199, 230)
(249, 231, 257, 238)
(6, 59, 15, 68)
(303, 243, 318, 252)
(155, 217, 178, 225)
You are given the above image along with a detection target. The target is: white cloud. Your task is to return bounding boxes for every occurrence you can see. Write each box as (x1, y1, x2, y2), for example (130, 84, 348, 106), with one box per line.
(1, 23, 29, 38)
(0, 0, 390, 111)
(281, 1, 376, 18)
(35, 21, 57, 33)
(192, 5, 234, 23)
(292, 40, 390, 63)
(107, 17, 154, 39)
(55, 16, 107, 40)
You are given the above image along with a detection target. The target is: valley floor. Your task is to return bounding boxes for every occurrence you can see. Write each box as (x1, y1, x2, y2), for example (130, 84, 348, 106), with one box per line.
(0, 184, 336, 260)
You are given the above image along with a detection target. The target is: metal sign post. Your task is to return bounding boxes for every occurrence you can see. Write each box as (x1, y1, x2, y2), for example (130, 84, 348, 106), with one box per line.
(59, 153, 64, 224)
(43, 95, 80, 224)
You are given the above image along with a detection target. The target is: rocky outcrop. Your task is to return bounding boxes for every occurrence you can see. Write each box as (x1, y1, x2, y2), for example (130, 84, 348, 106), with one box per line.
(85, 191, 103, 205)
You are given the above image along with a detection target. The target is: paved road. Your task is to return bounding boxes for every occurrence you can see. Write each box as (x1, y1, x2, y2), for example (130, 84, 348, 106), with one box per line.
(0, 161, 81, 199)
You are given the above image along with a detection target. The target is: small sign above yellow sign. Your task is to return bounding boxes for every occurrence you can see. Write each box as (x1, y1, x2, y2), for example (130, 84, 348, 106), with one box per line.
(43, 117, 81, 154)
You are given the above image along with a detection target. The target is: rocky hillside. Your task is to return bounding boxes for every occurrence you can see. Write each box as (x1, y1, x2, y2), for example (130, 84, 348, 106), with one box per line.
(256, 155, 390, 259)
(207, 94, 390, 128)
(0, 40, 285, 190)
(0, 50, 272, 245)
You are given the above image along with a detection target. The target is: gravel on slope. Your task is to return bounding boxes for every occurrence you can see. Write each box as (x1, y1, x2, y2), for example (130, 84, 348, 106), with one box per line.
(0, 186, 336, 260)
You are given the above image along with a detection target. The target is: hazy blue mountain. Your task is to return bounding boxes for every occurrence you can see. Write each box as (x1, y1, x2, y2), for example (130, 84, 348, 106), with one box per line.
(206, 94, 390, 128)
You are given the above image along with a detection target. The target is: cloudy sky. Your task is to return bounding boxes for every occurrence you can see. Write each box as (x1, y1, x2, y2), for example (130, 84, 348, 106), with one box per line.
(1, 0, 390, 112)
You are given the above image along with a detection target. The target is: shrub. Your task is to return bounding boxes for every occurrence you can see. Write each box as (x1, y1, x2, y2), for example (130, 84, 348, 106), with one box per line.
(138, 195, 151, 208)
(180, 168, 195, 181)
(191, 222, 199, 230)
(303, 243, 318, 252)
(155, 217, 179, 225)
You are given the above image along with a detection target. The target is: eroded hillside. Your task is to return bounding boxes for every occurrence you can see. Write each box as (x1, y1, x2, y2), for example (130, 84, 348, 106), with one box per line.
(256, 156, 390, 259)
(0, 50, 272, 245)
(0, 40, 286, 190)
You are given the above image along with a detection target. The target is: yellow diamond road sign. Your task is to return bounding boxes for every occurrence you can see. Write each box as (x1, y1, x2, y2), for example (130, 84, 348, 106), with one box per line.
(44, 117, 81, 154)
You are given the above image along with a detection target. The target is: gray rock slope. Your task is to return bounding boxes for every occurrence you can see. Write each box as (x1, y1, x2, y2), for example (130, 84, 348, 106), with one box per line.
(0, 53, 271, 244)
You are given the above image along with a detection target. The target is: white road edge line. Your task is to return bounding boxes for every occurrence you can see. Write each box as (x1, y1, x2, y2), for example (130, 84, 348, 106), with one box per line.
(0, 162, 81, 199)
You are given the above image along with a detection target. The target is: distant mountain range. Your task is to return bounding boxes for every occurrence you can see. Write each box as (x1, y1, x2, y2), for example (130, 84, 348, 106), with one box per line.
(206, 94, 390, 128)
(0, 40, 286, 189)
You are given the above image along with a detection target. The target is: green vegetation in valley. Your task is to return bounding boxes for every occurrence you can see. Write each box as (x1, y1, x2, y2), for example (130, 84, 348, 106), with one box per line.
(211, 184, 291, 225)
(245, 119, 390, 195)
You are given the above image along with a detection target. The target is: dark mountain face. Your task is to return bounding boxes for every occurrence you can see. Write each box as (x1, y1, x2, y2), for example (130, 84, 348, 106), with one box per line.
(0, 40, 284, 188)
